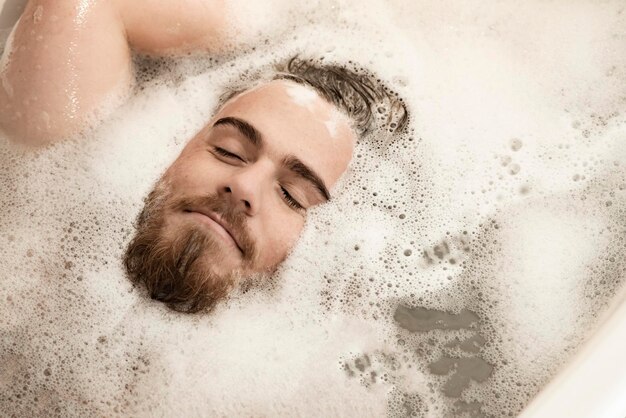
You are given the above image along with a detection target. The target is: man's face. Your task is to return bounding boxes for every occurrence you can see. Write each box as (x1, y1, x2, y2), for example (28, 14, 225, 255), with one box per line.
(124, 80, 356, 311)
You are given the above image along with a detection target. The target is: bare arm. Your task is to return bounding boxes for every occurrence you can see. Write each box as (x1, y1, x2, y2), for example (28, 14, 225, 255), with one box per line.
(0, 0, 237, 146)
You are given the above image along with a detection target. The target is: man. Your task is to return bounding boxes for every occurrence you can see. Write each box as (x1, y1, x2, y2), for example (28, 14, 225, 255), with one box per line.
(0, 0, 407, 312)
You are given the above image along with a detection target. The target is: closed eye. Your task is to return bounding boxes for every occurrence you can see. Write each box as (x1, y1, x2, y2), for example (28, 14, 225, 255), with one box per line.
(280, 186, 305, 211)
(211, 145, 305, 211)
(213, 146, 244, 162)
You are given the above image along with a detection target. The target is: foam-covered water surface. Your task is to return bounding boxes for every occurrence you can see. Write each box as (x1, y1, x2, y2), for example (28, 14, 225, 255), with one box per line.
(1, 0, 625, 416)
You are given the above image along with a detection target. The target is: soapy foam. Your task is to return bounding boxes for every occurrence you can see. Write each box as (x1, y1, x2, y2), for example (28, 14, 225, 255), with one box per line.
(285, 83, 319, 110)
(323, 108, 345, 139)
(1, 0, 626, 417)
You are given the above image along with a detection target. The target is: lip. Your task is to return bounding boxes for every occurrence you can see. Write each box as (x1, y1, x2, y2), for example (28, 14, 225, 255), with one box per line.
(184, 209, 243, 254)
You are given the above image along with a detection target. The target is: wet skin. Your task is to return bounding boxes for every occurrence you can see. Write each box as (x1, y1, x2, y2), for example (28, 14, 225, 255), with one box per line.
(159, 80, 356, 277)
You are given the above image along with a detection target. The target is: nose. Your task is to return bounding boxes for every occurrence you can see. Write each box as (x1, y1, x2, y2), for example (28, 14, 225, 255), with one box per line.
(220, 163, 270, 216)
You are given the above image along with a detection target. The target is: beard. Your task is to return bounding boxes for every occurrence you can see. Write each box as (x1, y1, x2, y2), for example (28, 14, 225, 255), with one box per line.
(123, 182, 258, 313)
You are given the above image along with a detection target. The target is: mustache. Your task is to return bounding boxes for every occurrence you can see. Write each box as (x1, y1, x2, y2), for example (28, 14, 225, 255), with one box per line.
(169, 194, 257, 262)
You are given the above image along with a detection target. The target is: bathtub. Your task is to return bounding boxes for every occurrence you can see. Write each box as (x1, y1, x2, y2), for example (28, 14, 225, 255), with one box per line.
(1, 0, 625, 416)
(520, 286, 626, 418)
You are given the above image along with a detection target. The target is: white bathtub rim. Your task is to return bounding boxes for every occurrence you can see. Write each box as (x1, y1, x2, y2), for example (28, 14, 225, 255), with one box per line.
(521, 283, 626, 418)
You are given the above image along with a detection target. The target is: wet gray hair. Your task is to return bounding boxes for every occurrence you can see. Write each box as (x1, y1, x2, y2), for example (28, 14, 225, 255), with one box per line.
(217, 56, 409, 137)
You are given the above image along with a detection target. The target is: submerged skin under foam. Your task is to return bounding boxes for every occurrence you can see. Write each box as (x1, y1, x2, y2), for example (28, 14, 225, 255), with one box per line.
(0, 0, 625, 416)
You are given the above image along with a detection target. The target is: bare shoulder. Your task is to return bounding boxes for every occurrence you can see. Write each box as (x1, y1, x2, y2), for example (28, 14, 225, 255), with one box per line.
(0, 0, 131, 146)
(0, 0, 288, 146)
(116, 0, 233, 55)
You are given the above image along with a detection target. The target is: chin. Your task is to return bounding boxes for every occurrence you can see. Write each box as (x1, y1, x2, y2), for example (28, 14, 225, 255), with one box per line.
(124, 220, 240, 313)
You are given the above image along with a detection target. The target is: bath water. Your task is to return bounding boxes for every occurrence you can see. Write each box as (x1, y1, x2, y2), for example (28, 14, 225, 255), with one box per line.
(1, 0, 625, 416)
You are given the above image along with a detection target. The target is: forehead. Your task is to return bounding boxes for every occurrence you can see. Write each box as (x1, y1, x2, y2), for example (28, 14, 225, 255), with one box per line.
(211, 80, 356, 186)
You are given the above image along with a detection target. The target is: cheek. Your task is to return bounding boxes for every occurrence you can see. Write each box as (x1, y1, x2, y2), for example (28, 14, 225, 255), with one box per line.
(257, 214, 305, 268)
(165, 153, 222, 195)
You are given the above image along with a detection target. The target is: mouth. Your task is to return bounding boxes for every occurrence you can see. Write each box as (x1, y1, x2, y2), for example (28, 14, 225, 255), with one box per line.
(183, 209, 244, 255)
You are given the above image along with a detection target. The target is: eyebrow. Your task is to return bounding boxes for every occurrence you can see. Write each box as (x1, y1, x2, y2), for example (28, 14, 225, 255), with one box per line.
(283, 156, 331, 202)
(213, 116, 331, 202)
(213, 117, 263, 148)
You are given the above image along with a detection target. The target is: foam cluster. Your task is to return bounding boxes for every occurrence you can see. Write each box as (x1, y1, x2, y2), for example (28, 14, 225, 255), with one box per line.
(1, 0, 625, 417)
